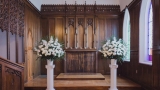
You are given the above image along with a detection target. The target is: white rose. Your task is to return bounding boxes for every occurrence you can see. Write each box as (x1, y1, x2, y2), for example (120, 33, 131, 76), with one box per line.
(44, 46, 48, 49)
(38, 45, 43, 49)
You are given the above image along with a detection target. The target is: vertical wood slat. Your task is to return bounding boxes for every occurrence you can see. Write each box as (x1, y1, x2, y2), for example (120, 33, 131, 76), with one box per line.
(65, 51, 96, 73)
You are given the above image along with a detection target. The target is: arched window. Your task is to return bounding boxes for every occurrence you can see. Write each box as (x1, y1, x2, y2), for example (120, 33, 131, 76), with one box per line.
(123, 8, 130, 61)
(139, 0, 152, 65)
(148, 4, 153, 61)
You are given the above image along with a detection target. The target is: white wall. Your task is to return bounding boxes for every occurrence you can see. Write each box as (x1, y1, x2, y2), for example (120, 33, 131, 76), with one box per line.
(119, 0, 133, 11)
(29, 0, 42, 11)
(0, 31, 7, 59)
(42, 0, 120, 5)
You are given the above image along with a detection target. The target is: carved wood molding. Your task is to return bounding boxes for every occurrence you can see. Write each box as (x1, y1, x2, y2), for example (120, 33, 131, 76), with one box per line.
(5, 67, 21, 77)
(0, 0, 3, 31)
(18, 0, 25, 36)
(2, 0, 9, 32)
(87, 18, 93, 26)
(10, 0, 18, 34)
(41, 4, 120, 15)
(68, 18, 74, 27)
(78, 18, 84, 26)
(0, 0, 24, 36)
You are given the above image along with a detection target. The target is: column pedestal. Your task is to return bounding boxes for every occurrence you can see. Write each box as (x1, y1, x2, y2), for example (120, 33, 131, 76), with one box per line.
(45, 60, 55, 90)
(109, 59, 118, 90)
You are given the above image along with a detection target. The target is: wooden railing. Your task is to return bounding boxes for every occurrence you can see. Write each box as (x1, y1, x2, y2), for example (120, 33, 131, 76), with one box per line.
(0, 57, 24, 90)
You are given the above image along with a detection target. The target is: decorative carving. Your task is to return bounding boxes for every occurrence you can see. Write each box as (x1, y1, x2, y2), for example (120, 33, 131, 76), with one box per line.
(0, 0, 3, 31)
(86, 5, 94, 14)
(0, 0, 24, 36)
(68, 18, 74, 27)
(18, 0, 25, 36)
(87, 18, 93, 26)
(78, 18, 84, 26)
(66, 5, 75, 14)
(41, 5, 120, 15)
(77, 5, 84, 14)
(10, 0, 18, 34)
(96, 5, 120, 13)
(5, 67, 21, 77)
(2, 0, 9, 31)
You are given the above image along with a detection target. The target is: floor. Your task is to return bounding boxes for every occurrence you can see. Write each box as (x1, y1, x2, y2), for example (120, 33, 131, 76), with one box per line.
(24, 74, 142, 90)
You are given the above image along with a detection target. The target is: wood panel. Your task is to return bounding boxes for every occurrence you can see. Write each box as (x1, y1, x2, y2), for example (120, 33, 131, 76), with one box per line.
(87, 26, 93, 48)
(0, 57, 24, 90)
(152, 0, 160, 89)
(97, 18, 105, 49)
(152, 0, 160, 90)
(55, 18, 64, 42)
(49, 19, 55, 36)
(66, 52, 96, 73)
(41, 18, 49, 37)
(24, 2, 41, 82)
(78, 25, 84, 48)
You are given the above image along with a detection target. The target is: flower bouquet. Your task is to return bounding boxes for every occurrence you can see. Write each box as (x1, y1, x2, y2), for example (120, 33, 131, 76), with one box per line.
(34, 36, 65, 61)
(99, 37, 127, 62)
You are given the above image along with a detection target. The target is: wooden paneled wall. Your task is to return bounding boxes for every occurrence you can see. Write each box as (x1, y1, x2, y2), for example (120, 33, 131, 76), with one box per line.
(119, 0, 153, 89)
(23, 0, 41, 82)
(119, 0, 160, 90)
(40, 4, 120, 75)
(152, 0, 160, 89)
(0, 57, 24, 90)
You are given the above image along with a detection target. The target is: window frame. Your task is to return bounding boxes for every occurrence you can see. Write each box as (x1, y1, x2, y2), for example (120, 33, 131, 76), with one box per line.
(123, 8, 130, 61)
(139, 0, 152, 65)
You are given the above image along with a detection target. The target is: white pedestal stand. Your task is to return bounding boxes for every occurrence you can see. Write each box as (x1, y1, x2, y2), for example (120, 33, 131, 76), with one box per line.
(45, 60, 55, 90)
(109, 59, 118, 90)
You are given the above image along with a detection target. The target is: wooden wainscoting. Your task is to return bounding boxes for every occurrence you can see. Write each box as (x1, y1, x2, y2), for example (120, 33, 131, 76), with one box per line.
(0, 57, 24, 90)
(65, 50, 97, 73)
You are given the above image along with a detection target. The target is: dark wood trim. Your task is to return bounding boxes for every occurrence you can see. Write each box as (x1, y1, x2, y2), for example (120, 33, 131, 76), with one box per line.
(65, 49, 97, 52)
(41, 4, 120, 16)
(119, 0, 142, 16)
(96, 51, 98, 73)
(127, 0, 142, 10)
(23, 0, 40, 15)
(16, 34, 18, 63)
(7, 25, 10, 60)
(0, 57, 24, 69)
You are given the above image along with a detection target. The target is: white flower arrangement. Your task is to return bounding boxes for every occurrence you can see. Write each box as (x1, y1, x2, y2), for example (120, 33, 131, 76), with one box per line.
(99, 37, 127, 62)
(34, 36, 65, 61)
